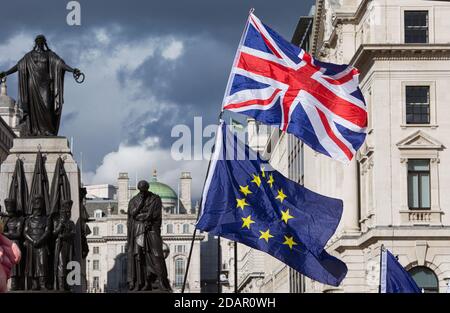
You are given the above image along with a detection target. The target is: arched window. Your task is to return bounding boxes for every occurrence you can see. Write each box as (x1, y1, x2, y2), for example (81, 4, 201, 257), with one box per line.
(93, 226, 99, 236)
(183, 224, 189, 234)
(167, 224, 173, 234)
(117, 224, 124, 234)
(408, 266, 439, 293)
(174, 258, 185, 288)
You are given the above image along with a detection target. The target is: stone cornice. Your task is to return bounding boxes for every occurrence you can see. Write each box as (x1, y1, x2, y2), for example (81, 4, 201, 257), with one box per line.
(351, 44, 450, 68)
(311, 0, 324, 56)
(328, 226, 450, 253)
(164, 214, 198, 220)
(87, 233, 204, 243)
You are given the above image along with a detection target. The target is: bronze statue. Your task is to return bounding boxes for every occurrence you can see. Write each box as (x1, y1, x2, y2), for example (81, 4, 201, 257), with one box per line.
(1, 199, 25, 290)
(0, 35, 84, 136)
(127, 180, 171, 292)
(27, 151, 50, 216)
(53, 200, 76, 291)
(8, 158, 29, 218)
(49, 157, 71, 216)
(24, 196, 52, 290)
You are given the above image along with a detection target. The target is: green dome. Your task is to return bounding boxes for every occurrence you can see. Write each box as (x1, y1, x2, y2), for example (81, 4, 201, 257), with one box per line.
(149, 181, 177, 200)
(133, 170, 178, 201)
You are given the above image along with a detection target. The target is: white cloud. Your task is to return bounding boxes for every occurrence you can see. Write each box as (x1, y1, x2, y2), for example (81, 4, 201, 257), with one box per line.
(161, 40, 184, 60)
(95, 28, 111, 45)
(0, 32, 35, 65)
(84, 137, 207, 200)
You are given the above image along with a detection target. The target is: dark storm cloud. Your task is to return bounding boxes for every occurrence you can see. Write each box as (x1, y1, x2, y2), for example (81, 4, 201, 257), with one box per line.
(0, 0, 314, 181)
(81, 0, 312, 45)
(125, 35, 232, 147)
(0, 0, 313, 48)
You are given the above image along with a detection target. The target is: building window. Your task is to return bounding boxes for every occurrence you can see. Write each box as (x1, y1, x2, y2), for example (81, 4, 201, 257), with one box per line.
(117, 224, 124, 234)
(176, 245, 186, 253)
(93, 246, 99, 254)
(183, 224, 189, 234)
(408, 160, 430, 210)
(93, 276, 100, 289)
(93, 260, 100, 270)
(94, 210, 103, 218)
(404, 11, 428, 43)
(167, 224, 173, 234)
(175, 258, 185, 288)
(93, 226, 99, 236)
(406, 86, 430, 124)
(408, 267, 438, 293)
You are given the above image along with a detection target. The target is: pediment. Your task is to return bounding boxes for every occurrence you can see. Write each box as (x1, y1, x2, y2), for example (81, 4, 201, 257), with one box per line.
(397, 130, 443, 150)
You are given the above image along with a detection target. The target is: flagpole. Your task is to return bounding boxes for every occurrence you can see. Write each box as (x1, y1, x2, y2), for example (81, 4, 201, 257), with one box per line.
(181, 224, 198, 293)
(234, 241, 238, 293)
(379, 244, 384, 293)
(217, 236, 222, 293)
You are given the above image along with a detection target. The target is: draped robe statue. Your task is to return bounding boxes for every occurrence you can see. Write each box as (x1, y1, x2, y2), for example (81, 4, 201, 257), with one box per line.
(1, 199, 25, 290)
(0, 35, 82, 136)
(127, 180, 171, 292)
(53, 200, 75, 291)
(24, 196, 52, 290)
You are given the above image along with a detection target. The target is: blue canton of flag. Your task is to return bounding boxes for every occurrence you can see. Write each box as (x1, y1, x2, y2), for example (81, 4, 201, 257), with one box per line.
(380, 248, 421, 293)
(196, 121, 348, 286)
(222, 13, 367, 163)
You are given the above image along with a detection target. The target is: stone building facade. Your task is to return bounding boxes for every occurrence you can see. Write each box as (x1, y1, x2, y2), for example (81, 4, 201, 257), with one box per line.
(221, 0, 450, 293)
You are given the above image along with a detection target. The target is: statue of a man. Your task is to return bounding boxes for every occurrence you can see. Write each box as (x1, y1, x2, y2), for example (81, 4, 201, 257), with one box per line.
(1, 199, 25, 290)
(0, 35, 82, 136)
(53, 200, 76, 291)
(24, 196, 52, 291)
(127, 180, 171, 292)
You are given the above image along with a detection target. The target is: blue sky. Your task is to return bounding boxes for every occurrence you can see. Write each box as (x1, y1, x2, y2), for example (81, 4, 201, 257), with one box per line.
(0, 0, 314, 199)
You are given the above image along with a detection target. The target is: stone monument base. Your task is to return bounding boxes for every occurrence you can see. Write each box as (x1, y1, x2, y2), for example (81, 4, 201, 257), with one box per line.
(0, 137, 86, 292)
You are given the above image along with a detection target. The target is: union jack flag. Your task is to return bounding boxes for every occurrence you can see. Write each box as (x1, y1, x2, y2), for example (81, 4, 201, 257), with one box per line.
(222, 13, 368, 163)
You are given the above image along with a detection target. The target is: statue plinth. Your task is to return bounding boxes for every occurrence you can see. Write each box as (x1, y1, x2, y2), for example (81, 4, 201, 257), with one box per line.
(0, 137, 86, 292)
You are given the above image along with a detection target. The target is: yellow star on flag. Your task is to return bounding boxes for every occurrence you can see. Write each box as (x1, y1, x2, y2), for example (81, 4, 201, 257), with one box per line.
(251, 174, 261, 187)
(267, 174, 274, 188)
(283, 235, 298, 250)
(241, 215, 255, 229)
(281, 209, 294, 224)
(236, 198, 249, 210)
(259, 229, 274, 243)
(261, 166, 266, 178)
(275, 189, 287, 203)
(239, 185, 252, 196)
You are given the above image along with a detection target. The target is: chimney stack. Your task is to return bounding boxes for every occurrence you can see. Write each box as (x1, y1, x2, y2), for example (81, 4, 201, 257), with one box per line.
(117, 172, 129, 213)
(179, 172, 192, 213)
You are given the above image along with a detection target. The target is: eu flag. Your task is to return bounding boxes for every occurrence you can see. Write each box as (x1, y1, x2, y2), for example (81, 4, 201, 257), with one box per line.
(380, 248, 421, 293)
(197, 121, 348, 286)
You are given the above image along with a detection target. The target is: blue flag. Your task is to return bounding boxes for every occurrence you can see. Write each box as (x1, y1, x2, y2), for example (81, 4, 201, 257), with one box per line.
(197, 121, 348, 286)
(380, 248, 421, 293)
